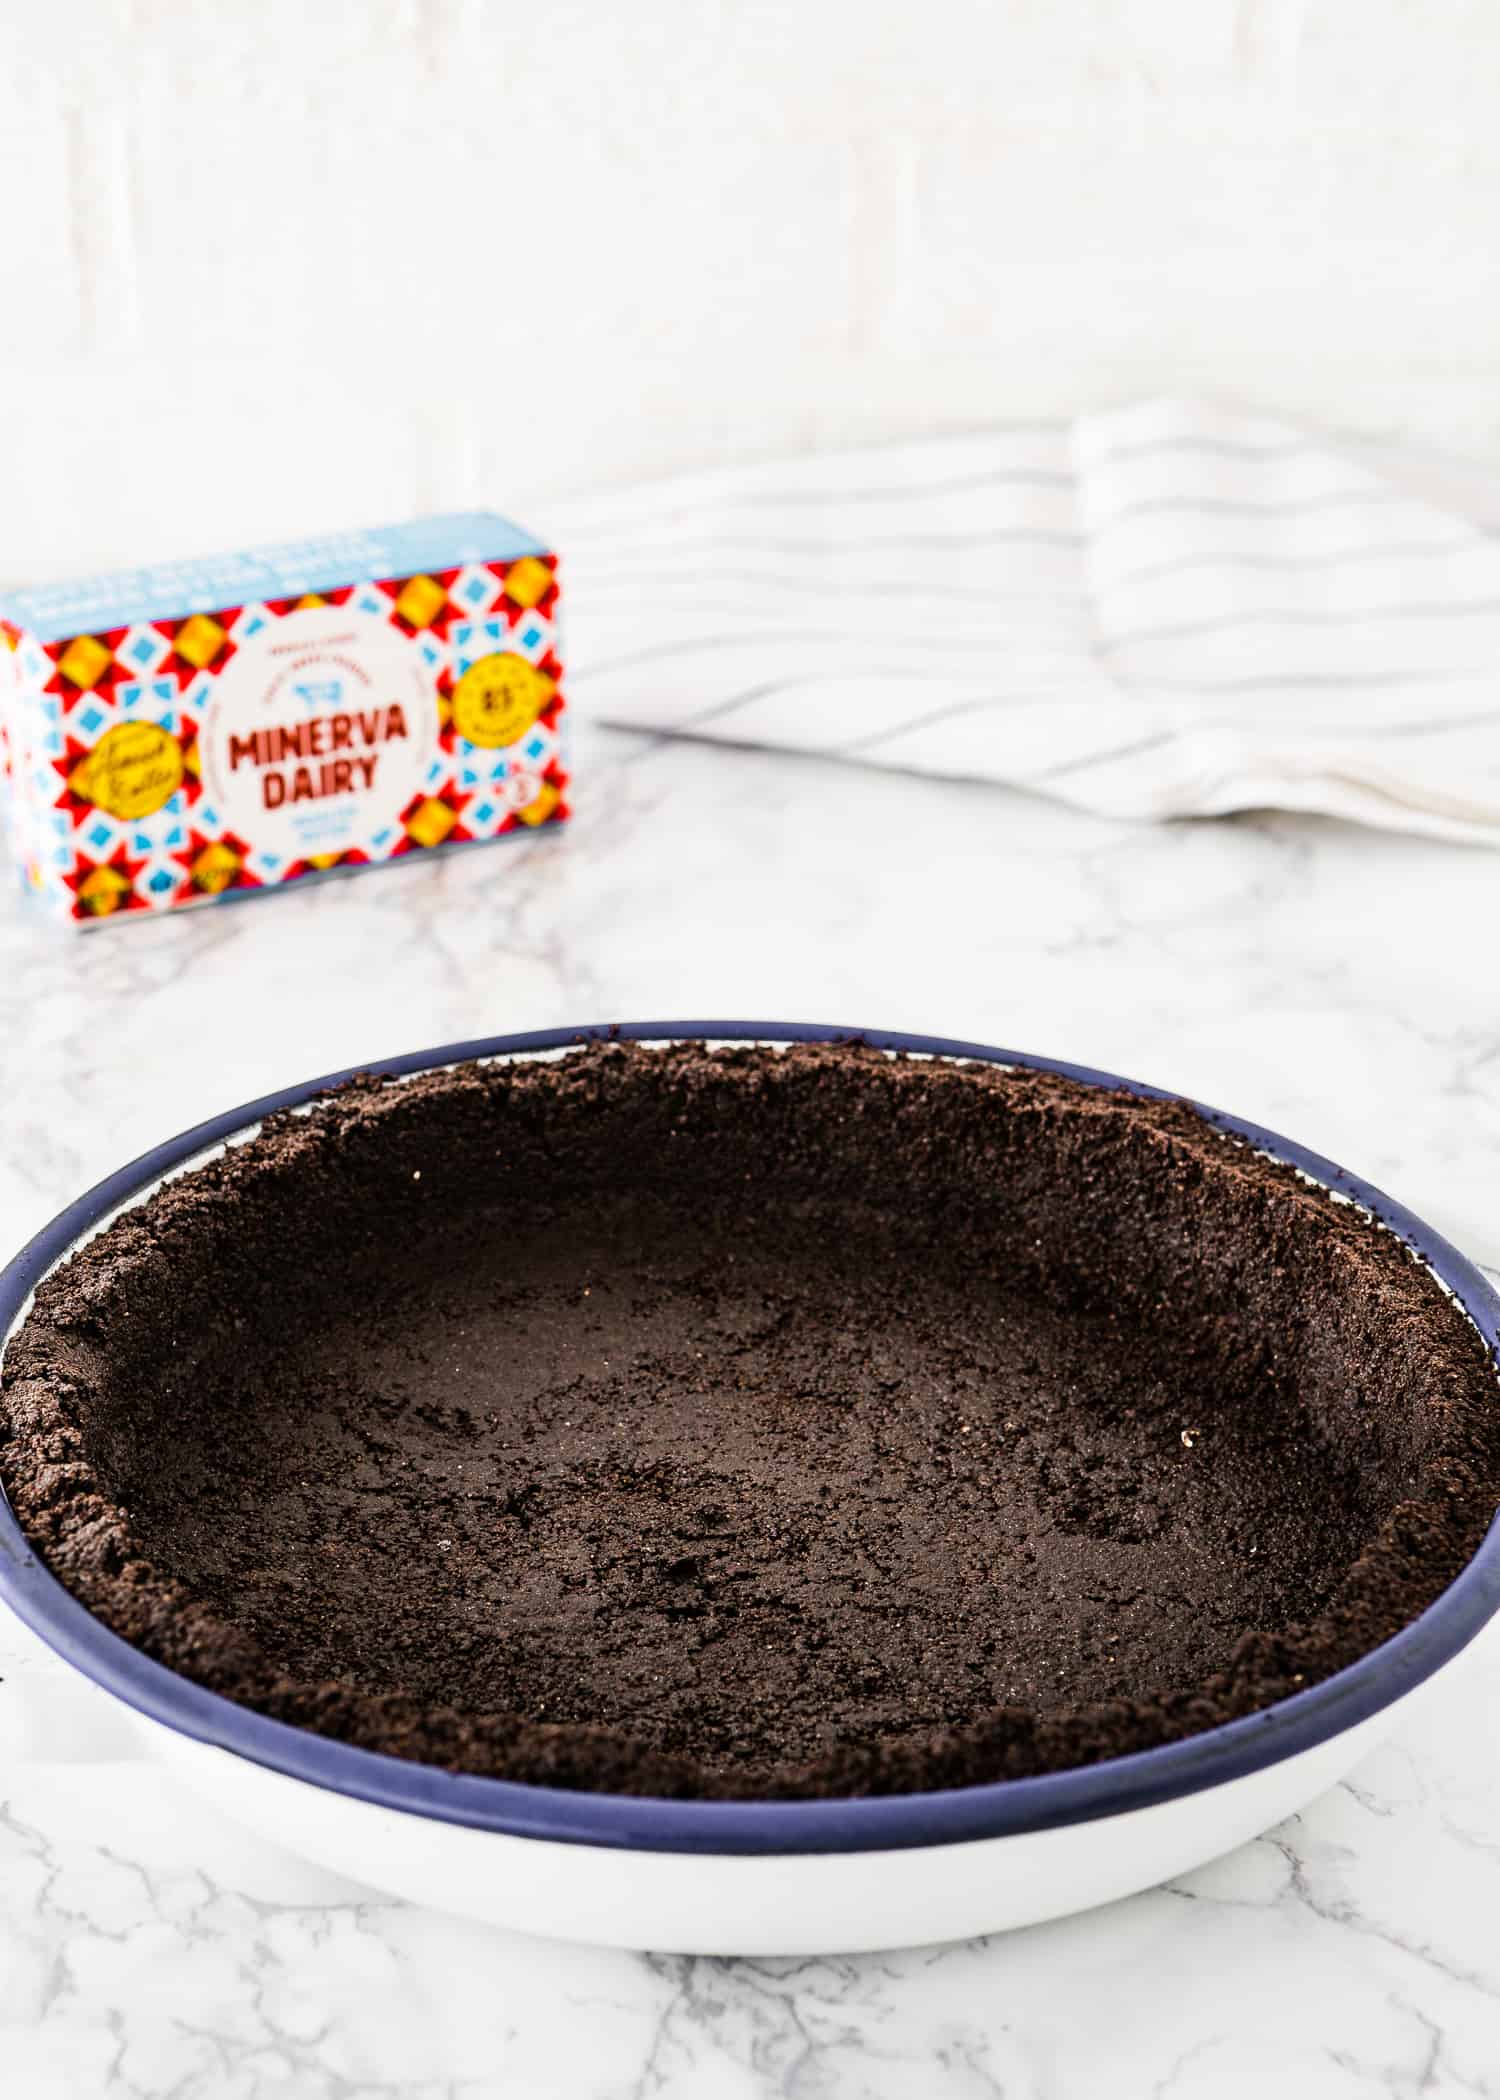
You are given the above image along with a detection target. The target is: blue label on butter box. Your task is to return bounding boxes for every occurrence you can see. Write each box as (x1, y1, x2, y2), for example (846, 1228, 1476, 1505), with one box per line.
(0, 512, 546, 643)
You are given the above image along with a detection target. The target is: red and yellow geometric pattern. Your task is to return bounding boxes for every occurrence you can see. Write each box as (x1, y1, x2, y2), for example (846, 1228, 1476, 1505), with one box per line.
(3, 551, 568, 924)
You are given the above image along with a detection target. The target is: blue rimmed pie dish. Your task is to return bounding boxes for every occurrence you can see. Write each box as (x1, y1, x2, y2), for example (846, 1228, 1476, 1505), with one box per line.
(1, 1022, 1497, 1953)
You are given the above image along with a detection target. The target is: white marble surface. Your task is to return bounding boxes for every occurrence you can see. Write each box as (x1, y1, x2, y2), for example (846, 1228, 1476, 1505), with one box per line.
(3, 711, 1500, 2096)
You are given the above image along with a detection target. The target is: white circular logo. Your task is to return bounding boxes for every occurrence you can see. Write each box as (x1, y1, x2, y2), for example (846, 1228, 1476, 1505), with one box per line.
(200, 607, 438, 861)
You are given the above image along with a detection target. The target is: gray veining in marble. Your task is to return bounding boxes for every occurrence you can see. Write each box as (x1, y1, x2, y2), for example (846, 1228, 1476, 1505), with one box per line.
(2, 708, 1499, 2097)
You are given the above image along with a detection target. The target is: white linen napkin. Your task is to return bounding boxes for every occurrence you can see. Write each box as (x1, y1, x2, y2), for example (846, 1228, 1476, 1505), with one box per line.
(559, 398, 1500, 845)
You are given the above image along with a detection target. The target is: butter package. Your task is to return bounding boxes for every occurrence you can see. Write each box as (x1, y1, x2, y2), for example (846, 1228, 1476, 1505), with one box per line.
(0, 513, 568, 922)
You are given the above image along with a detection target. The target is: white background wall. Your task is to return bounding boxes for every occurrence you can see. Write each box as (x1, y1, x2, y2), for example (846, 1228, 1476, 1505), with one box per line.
(5, 0, 1500, 579)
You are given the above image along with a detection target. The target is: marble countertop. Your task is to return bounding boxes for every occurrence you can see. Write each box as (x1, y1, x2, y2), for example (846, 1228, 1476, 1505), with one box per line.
(3, 710, 1499, 2098)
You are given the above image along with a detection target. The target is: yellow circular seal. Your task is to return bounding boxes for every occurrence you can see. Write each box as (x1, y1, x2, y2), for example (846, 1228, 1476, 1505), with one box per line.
(450, 652, 555, 749)
(74, 721, 185, 821)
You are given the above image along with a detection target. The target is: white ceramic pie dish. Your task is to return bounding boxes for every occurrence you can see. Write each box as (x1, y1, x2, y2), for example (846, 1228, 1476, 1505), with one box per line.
(2, 1022, 1498, 1955)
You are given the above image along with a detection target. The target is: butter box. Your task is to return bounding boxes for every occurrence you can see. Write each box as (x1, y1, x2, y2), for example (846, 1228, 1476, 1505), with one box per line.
(0, 514, 568, 922)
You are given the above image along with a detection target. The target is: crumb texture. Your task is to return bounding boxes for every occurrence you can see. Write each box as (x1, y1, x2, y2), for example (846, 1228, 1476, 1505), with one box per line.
(4, 1040, 1498, 1798)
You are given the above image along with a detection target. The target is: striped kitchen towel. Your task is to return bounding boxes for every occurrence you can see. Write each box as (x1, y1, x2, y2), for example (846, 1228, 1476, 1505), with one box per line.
(560, 397, 1500, 845)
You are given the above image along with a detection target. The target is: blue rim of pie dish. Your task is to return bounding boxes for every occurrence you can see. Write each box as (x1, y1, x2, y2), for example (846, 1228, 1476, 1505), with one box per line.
(2, 1021, 1498, 1858)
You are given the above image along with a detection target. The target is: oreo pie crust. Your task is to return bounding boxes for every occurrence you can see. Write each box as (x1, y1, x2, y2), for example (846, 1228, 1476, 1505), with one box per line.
(4, 1040, 1498, 1801)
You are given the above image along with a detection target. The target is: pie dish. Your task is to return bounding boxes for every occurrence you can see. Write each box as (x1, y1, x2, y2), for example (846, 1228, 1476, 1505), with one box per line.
(1, 1022, 1498, 1954)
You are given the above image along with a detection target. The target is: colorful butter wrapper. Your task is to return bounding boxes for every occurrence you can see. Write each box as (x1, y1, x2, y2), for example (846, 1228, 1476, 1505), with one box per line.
(0, 513, 569, 923)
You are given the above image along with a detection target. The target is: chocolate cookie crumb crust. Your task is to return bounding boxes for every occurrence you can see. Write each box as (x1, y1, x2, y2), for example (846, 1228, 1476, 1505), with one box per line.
(4, 1040, 1498, 1799)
